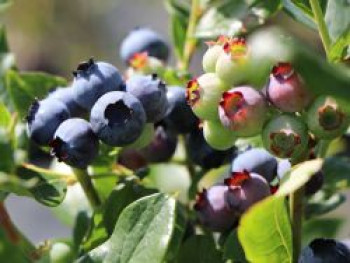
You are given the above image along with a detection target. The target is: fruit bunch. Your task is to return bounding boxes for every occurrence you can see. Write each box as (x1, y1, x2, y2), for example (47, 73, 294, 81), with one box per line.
(189, 35, 349, 162)
(26, 28, 237, 175)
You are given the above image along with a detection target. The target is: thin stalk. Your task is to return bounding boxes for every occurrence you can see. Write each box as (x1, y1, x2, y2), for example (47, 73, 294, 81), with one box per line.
(289, 187, 304, 263)
(309, 0, 332, 58)
(180, 0, 202, 71)
(73, 168, 101, 209)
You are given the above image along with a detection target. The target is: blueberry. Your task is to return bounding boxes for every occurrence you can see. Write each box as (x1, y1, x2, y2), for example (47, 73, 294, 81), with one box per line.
(120, 27, 169, 64)
(224, 171, 270, 212)
(216, 38, 250, 86)
(140, 125, 178, 163)
(48, 87, 86, 117)
(194, 185, 240, 232)
(202, 36, 229, 73)
(307, 96, 349, 140)
(26, 98, 70, 146)
(262, 114, 309, 159)
(277, 159, 292, 179)
(186, 128, 234, 169)
(50, 118, 99, 168)
(299, 238, 350, 263)
(194, 171, 270, 232)
(163, 86, 198, 134)
(265, 63, 312, 112)
(90, 91, 146, 146)
(203, 120, 236, 150)
(186, 73, 228, 121)
(305, 171, 324, 196)
(126, 74, 168, 123)
(231, 148, 278, 183)
(72, 58, 124, 110)
(218, 86, 268, 137)
(117, 148, 148, 171)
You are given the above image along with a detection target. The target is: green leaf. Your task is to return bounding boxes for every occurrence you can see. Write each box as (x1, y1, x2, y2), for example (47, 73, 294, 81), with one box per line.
(329, 30, 350, 63)
(0, 103, 10, 127)
(93, 193, 186, 263)
(282, 0, 316, 29)
(81, 210, 108, 253)
(15, 163, 67, 207)
(73, 211, 91, 250)
(291, 46, 350, 112)
(223, 230, 247, 262)
(103, 178, 156, 235)
(170, 15, 188, 60)
(302, 217, 344, 246)
(238, 196, 292, 263)
(176, 235, 222, 263)
(195, 6, 244, 39)
(276, 159, 323, 196)
(5, 70, 67, 118)
(305, 191, 346, 219)
(325, 0, 350, 42)
(322, 156, 350, 191)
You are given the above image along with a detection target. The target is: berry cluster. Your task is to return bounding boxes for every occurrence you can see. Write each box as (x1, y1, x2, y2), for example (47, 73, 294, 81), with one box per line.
(188, 36, 349, 163)
(190, 35, 349, 231)
(26, 28, 236, 173)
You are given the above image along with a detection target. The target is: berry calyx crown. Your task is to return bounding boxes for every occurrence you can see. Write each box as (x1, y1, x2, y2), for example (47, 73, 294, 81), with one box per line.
(223, 38, 248, 61)
(224, 170, 251, 187)
(186, 79, 201, 107)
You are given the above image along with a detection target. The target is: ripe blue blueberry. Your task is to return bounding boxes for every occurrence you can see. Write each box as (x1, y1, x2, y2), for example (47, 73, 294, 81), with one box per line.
(126, 74, 168, 123)
(120, 27, 169, 64)
(299, 238, 350, 263)
(50, 118, 99, 169)
(90, 91, 146, 146)
(187, 128, 234, 169)
(140, 125, 178, 163)
(72, 58, 124, 110)
(26, 98, 70, 146)
(231, 148, 278, 183)
(163, 86, 198, 134)
(48, 87, 85, 117)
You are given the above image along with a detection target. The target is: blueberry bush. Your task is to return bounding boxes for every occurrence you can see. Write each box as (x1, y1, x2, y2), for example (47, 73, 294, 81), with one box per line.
(1, 0, 350, 262)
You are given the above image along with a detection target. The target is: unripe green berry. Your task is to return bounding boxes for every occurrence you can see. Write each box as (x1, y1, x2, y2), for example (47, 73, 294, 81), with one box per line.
(262, 114, 308, 159)
(203, 45, 225, 73)
(49, 242, 73, 263)
(186, 73, 228, 121)
(203, 120, 236, 150)
(307, 96, 349, 139)
(215, 38, 250, 86)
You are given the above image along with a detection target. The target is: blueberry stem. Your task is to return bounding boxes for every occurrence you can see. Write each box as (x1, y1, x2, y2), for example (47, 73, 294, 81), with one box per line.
(73, 168, 101, 209)
(317, 139, 331, 158)
(0, 202, 39, 261)
(309, 0, 331, 59)
(289, 186, 304, 263)
(179, 0, 202, 71)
